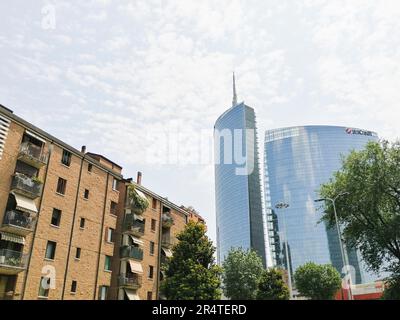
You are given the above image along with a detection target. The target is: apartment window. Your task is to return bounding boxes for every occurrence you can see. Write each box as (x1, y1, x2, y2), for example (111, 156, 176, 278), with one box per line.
(106, 228, 114, 243)
(104, 255, 112, 271)
(84, 189, 89, 199)
(147, 291, 153, 300)
(110, 201, 117, 215)
(62, 149, 72, 167)
(80, 217, 86, 229)
(112, 178, 118, 191)
(45, 241, 57, 260)
(88, 163, 93, 172)
(99, 286, 109, 300)
(51, 209, 61, 227)
(152, 198, 157, 209)
(56, 177, 67, 195)
(150, 241, 155, 255)
(148, 265, 154, 279)
(70, 280, 77, 294)
(75, 247, 81, 260)
(38, 277, 50, 298)
(151, 219, 156, 232)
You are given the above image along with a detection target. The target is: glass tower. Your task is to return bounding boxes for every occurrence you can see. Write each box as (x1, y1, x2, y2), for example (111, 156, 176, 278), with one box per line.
(214, 102, 266, 266)
(264, 125, 378, 284)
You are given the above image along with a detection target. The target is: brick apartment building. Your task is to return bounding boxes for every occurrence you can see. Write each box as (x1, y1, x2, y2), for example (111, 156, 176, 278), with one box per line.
(0, 104, 205, 300)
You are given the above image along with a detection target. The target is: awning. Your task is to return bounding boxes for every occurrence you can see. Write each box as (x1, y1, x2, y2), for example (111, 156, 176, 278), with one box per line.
(25, 130, 46, 143)
(128, 260, 143, 274)
(135, 189, 148, 201)
(162, 247, 173, 258)
(129, 235, 144, 246)
(0, 231, 25, 245)
(133, 214, 144, 222)
(13, 193, 38, 215)
(124, 289, 140, 300)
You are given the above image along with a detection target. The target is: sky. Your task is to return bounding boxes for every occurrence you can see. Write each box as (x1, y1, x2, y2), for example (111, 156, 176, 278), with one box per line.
(1, 0, 400, 246)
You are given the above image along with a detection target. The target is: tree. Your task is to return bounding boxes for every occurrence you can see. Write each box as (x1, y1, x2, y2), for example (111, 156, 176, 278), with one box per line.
(256, 268, 290, 300)
(222, 248, 264, 300)
(294, 262, 341, 300)
(382, 275, 400, 300)
(160, 221, 222, 300)
(319, 141, 400, 278)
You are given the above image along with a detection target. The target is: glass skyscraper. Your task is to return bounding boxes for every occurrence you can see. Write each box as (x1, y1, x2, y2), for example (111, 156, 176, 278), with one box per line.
(264, 125, 378, 284)
(214, 100, 266, 266)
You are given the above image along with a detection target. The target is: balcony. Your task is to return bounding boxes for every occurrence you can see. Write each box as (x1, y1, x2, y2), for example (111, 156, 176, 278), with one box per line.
(10, 173, 43, 199)
(0, 249, 28, 275)
(1, 210, 35, 236)
(120, 245, 143, 261)
(118, 274, 142, 289)
(18, 142, 48, 169)
(123, 214, 145, 237)
(162, 212, 174, 228)
(161, 235, 175, 249)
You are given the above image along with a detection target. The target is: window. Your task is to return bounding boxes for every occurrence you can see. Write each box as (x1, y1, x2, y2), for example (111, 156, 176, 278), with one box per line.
(148, 265, 154, 279)
(110, 201, 117, 215)
(104, 255, 112, 271)
(151, 219, 156, 232)
(80, 218, 85, 229)
(62, 149, 72, 166)
(84, 189, 89, 199)
(51, 209, 61, 227)
(75, 247, 81, 259)
(70, 281, 77, 293)
(88, 163, 93, 172)
(147, 291, 153, 300)
(106, 228, 114, 243)
(56, 177, 67, 195)
(150, 241, 155, 255)
(152, 198, 157, 209)
(45, 241, 57, 260)
(99, 286, 109, 300)
(38, 277, 50, 298)
(112, 178, 118, 191)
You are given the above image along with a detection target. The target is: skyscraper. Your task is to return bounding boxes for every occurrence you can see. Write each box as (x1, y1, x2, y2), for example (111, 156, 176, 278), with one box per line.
(264, 125, 379, 284)
(214, 74, 266, 266)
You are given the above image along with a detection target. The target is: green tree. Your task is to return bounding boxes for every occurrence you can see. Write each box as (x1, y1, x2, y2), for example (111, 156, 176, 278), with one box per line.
(160, 221, 222, 300)
(222, 248, 264, 300)
(319, 141, 400, 278)
(382, 275, 400, 300)
(294, 262, 341, 300)
(256, 268, 290, 300)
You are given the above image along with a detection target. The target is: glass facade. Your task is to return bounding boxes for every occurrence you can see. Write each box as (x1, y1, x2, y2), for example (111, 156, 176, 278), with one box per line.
(264, 125, 378, 284)
(214, 102, 266, 266)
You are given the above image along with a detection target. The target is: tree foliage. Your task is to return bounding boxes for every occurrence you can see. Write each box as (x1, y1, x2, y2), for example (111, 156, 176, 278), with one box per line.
(256, 268, 290, 300)
(160, 221, 222, 300)
(294, 262, 341, 300)
(222, 248, 264, 300)
(319, 141, 400, 277)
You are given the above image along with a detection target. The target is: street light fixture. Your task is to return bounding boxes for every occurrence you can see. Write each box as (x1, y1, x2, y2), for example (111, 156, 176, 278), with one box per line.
(274, 202, 293, 300)
(314, 191, 353, 300)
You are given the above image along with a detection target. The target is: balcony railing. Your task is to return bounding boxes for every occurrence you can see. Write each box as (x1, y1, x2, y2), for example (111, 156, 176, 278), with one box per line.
(162, 212, 174, 228)
(1, 210, 35, 236)
(18, 142, 48, 168)
(123, 214, 145, 237)
(0, 249, 28, 274)
(120, 245, 143, 261)
(161, 235, 175, 249)
(118, 273, 142, 289)
(10, 173, 43, 199)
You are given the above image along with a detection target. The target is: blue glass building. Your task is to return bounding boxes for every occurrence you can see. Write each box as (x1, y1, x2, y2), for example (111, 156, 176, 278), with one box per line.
(264, 125, 378, 284)
(214, 101, 266, 266)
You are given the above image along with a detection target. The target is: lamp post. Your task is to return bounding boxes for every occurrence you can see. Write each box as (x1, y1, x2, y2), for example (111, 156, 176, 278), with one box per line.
(314, 192, 353, 300)
(275, 202, 293, 300)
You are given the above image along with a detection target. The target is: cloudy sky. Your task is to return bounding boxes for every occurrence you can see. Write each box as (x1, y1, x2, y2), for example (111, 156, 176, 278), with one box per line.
(1, 0, 400, 244)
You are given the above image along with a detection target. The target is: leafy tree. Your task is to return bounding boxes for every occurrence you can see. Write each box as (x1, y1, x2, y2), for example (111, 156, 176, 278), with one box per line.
(256, 268, 290, 300)
(222, 248, 264, 300)
(382, 276, 400, 300)
(319, 141, 400, 278)
(160, 221, 222, 300)
(294, 262, 341, 300)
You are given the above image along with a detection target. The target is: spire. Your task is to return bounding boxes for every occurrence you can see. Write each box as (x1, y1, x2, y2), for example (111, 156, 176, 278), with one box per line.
(232, 72, 238, 107)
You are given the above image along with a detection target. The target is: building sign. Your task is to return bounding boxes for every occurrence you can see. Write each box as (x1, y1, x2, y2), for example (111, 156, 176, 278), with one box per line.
(345, 128, 375, 136)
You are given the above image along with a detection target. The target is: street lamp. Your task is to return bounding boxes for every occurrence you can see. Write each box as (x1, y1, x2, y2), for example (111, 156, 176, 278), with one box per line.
(314, 191, 353, 300)
(274, 202, 293, 300)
